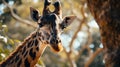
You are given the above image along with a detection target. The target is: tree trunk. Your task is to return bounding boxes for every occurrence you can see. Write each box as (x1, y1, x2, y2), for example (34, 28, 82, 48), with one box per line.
(87, 0, 120, 67)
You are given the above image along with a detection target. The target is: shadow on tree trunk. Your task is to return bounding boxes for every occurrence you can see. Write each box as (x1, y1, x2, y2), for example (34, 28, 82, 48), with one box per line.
(87, 0, 120, 67)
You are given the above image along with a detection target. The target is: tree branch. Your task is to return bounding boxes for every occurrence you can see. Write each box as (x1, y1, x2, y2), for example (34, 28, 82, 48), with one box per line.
(64, 48, 77, 67)
(63, 0, 87, 67)
(84, 48, 103, 67)
(2, 0, 36, 28)
(68, 0, 86, 52)
(75, 24, 92, 60)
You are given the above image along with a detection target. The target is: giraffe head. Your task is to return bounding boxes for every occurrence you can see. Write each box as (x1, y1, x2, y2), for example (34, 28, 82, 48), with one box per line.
(30, 0, 76, 52)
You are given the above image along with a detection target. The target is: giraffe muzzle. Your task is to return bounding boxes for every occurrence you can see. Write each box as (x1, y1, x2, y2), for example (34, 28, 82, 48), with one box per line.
(49, 37, 63, 52)
(50, 37, 59, 45)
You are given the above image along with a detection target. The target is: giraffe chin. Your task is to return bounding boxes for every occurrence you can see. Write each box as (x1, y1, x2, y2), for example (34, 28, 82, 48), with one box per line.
(50, 43, 63, 53)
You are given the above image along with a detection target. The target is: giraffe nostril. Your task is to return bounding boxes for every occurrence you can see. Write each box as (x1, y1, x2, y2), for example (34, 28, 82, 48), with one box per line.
(50, 37, 59, 45)
(56, 40, 58, 44)
(58, 40, 61, 43)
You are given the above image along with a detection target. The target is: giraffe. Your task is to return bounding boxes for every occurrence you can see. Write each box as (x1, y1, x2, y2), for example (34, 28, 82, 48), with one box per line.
(0, 0, 76, 67)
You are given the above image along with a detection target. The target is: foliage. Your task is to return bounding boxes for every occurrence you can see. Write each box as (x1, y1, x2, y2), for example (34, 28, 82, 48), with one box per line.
(0, 23, 20, 61)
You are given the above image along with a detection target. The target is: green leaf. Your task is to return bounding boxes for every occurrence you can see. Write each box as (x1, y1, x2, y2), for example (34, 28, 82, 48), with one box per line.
(0, 48, 3, 53)
(2, 25, 8, 34)
(4, 27, 8, 34)
(8, 39, 14, 45)
(0, 23, 2, 30)
(37, 59, 45, 66)
(14, 39, 21, 43)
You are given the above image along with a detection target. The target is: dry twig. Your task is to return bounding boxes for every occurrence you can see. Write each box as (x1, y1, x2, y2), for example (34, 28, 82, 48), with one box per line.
(2, 0, 36, 28)
(63, 0, 87, 67)
(84, 48, 103, 67)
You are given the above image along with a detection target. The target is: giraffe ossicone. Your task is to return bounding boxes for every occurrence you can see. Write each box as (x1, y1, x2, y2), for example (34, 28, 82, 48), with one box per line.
(0, 0, 76, 67)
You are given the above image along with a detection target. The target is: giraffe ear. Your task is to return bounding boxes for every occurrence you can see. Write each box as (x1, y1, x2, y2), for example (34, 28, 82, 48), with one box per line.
(30, 7, 40, 22)
(60, 16, 76, 29)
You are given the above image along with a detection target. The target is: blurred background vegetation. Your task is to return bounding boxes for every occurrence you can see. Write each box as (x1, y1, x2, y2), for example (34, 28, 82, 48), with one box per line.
(0, 0, 104, 67)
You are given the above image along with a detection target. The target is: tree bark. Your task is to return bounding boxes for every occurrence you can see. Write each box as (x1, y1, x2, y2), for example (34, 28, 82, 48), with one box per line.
(87, 0, 120, 67)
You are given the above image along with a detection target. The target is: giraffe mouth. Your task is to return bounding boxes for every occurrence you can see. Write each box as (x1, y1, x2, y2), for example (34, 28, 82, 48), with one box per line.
(49, 37, 63, 52)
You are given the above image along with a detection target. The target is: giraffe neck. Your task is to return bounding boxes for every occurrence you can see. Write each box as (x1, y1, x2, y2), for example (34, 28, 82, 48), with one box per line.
(0, 30, 48, 67)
